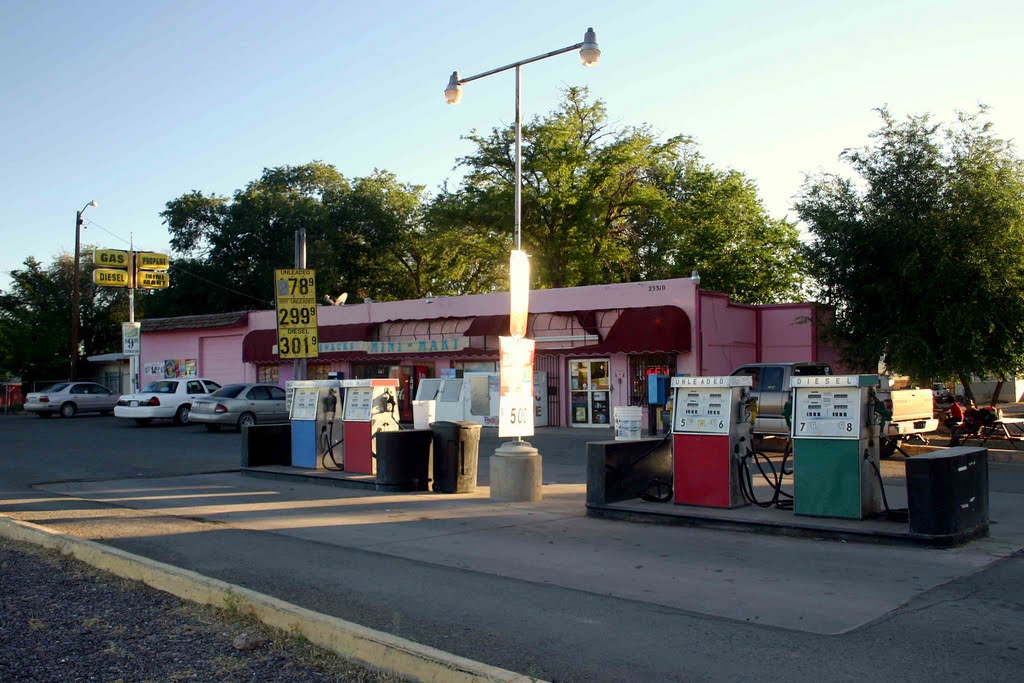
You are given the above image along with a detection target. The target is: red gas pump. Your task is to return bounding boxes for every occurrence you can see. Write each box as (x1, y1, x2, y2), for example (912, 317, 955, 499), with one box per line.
(671, 375, 754, 508)
(339, 378, 400, 475)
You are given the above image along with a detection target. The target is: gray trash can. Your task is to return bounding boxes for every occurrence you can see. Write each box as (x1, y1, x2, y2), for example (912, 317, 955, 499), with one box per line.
(374, 429, 433, 492)
(430, 421, 481, 493)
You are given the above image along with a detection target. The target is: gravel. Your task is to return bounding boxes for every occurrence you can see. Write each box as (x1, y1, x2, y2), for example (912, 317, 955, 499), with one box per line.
(0, 537, 401, 682)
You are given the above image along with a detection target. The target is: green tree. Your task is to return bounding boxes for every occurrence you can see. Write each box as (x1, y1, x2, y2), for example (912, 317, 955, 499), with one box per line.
(442, 87, 804, 302)
(796, 107, 1024, 400)
(0, 253, 127, 386)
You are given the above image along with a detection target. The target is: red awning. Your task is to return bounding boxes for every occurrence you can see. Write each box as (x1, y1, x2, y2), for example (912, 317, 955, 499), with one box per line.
(559, 305, 691, 355)
(242, 323, 378, 363)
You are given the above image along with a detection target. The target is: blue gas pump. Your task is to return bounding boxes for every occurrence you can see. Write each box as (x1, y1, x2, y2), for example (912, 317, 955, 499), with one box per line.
(288, 380, 344, 469)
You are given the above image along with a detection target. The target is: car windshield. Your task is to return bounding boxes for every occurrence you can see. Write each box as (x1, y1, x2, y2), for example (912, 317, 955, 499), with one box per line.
(43, 383, 69, 393)
(212, 384, 247, 399)
(792, 364, 832, 376)
(142, 381, 178, 394)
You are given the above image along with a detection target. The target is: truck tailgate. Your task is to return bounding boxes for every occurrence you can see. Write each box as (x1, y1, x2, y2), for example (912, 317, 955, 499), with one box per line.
(890, 389, 934, 421)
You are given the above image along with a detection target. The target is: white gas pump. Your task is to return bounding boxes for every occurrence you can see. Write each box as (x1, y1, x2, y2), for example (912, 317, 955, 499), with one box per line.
(670, 375, 754, 508)
(339, 378, 400, 474)
(287, 379, 344, 470)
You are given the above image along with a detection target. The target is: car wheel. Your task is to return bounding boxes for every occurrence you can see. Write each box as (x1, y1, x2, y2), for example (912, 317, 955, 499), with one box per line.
(60, 402, 77, 418)
(173, 404, 191, 426)
(237, 412, 257, 431)
(205, 424, 221, 433)
(135, 418, 153, 427)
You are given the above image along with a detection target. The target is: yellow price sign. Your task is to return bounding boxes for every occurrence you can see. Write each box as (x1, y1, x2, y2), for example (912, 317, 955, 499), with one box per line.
(137, 271, 169, 289)
(93, 268, 131, 287)
(274, 268, 319, 359)
(136, 252, 170, 270)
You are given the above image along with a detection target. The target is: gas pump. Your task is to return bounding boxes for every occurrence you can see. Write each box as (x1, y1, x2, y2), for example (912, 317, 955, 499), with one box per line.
(340, 378, 400, 474)
(671, 375, 754, 508)
(287, 379, 344, 470)
(790, 374, 883, 519)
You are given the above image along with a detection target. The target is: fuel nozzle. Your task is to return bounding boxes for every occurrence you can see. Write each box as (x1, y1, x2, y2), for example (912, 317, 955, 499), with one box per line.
(745, 396, 759, 424)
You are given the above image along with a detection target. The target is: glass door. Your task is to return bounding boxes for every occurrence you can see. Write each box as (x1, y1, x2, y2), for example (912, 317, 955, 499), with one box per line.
(569, 359, 611, 427)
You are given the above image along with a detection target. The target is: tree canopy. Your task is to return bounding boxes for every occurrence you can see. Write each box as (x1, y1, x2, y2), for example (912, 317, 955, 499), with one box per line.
(796, 107, 1024, 398)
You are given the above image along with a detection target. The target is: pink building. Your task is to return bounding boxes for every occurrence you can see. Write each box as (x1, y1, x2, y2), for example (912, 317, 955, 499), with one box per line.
(138, 278, 833, 428)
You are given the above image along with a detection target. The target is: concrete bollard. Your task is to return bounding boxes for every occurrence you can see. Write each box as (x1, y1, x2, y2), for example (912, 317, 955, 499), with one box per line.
(489, 441, 543, 502)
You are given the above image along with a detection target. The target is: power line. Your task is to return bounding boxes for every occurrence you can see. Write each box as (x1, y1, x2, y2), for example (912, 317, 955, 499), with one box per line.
(80, 219, 271, 306)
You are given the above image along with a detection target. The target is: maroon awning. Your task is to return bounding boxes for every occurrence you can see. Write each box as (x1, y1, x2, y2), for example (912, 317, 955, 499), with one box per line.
(242, 323, 378, 363)
(559, 305, 691, 355)
(462, 314, 511, 337)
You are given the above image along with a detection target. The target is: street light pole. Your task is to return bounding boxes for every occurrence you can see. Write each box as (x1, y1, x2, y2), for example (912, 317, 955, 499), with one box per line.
(444, 28, 601, 501)
(70, 199, 98, 381)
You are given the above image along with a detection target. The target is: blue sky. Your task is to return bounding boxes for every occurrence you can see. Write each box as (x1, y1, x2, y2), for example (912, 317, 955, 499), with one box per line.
(2, 0, 1021, 287)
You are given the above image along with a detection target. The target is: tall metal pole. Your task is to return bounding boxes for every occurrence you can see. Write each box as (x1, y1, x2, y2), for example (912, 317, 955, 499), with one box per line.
(294, 228, 307, 381)
(514, 65, 522, 251)
(129, 233, 138, 393)
(70, 210, 83, 380)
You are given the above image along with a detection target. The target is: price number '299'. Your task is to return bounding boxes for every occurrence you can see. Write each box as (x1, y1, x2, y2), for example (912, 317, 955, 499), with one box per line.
(274, 268, 319, 359)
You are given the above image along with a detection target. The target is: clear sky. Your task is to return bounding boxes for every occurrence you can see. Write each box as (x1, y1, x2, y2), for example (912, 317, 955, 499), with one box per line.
(2, 0, 1021, 288)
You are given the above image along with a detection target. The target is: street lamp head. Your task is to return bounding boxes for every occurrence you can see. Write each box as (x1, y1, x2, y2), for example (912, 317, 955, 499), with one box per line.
(88, 200, 98, 208)
(580, 27, 600, 67)
(444, 71, 463, 105)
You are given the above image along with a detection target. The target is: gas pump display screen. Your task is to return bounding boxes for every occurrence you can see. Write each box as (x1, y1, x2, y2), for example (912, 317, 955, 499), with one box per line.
(793, 388, 863, 439)
(672, 387, 731, 435)
(290, 388, 319, 421)
(343, 387, 374, 421)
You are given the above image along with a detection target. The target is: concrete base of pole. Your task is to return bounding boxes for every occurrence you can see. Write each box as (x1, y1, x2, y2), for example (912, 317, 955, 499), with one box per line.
(490, 441, 543, 503)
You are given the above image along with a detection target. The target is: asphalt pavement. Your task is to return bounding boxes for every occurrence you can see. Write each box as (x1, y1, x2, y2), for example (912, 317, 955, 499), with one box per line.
(2, 413, 1023, 682)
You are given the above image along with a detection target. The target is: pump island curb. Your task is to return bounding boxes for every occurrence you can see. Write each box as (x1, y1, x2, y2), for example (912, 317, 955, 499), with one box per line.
(0, 515, 545, 683)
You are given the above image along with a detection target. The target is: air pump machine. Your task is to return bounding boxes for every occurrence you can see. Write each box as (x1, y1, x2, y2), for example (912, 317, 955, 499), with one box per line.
(339, 378, 400, 475)
(671, 375, 754, 508)
(288, 379, 345, 470)
(790, 374, 883, 519)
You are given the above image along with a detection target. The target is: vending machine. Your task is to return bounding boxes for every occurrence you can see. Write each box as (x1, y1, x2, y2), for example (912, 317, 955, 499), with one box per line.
(287, 379, 344, 470)
(340, 378, 400, 475)
(671, 375, 754, 508)
(790, 374, 883, 519)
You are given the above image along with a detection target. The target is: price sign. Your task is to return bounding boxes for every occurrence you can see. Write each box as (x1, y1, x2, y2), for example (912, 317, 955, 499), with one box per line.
(274, 268, 319, 359)
(499, 336, 535, 438)
(122, 322, 141, 356)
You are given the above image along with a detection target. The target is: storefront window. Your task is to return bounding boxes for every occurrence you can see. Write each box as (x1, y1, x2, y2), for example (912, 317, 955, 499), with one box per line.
(569, 359, 610, 426)
(257, 365, 280, 384)
(307, 364, 330, 380)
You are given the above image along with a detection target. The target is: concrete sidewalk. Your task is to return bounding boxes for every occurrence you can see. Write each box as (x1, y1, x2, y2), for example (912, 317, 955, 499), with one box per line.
(26, 464, 1024, 636)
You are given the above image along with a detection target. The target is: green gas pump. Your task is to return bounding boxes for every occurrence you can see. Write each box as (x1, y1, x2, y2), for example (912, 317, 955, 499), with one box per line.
(790, 374, 883, 519)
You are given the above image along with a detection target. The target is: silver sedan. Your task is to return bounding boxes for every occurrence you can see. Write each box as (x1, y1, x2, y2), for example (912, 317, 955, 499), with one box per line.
(190, 383, 288, 432)
(24, 382, 119, 418)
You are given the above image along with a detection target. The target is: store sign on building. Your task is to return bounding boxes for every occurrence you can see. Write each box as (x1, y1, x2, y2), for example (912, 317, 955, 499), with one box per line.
(367, 337, 465, 354)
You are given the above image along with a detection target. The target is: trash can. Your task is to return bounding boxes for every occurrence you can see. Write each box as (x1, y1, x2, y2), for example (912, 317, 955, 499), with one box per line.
(430, 421, 481, 493)
(374, 429, 434, 492)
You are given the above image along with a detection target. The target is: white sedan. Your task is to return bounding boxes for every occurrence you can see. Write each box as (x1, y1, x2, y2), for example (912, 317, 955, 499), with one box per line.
(114, 378, 222, 426)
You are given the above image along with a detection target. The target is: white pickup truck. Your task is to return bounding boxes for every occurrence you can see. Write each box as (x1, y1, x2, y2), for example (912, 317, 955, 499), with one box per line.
(730, 362, 938, 457)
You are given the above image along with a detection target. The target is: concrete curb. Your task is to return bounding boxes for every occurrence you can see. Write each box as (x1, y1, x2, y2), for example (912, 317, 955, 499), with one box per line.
(0, 515, 543, 683)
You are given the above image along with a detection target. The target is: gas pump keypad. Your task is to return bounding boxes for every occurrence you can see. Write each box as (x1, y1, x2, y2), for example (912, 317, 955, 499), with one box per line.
(793, 389, 863, 438)
(673, 388, 731, 435)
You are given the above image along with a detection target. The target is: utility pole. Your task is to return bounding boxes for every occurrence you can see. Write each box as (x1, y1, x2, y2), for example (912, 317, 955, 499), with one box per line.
(70, 200, 97, 381)
(129, 234, 138, 393)
(294, 227, 307, 381)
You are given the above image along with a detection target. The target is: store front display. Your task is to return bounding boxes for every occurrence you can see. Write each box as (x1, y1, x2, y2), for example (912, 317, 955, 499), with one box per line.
(569, 359, 611, 427)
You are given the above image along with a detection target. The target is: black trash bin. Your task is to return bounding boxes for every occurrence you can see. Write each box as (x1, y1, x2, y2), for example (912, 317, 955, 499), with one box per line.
(430, 421, 481, 493)
(374, 429, 434, 492)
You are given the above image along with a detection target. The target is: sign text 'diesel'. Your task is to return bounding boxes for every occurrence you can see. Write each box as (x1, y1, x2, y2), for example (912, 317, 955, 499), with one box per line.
(93, 268, 130, 287)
